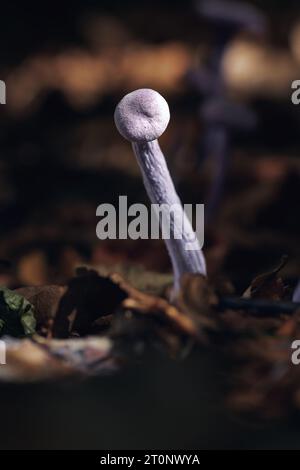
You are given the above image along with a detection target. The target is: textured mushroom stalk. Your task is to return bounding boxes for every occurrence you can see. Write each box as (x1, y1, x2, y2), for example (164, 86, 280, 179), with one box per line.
(293, 281, 300, 303)
(114, 89, 206, 293)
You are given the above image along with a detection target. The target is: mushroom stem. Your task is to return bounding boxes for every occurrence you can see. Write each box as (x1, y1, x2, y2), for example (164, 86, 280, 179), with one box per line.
(133, 139, 206, 292)
(204, 125, 229, 220)
(293, 280, 300, 303)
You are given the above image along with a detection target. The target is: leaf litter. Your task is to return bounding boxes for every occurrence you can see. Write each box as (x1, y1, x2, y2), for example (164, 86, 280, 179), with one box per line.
(0, 258, 300, 419)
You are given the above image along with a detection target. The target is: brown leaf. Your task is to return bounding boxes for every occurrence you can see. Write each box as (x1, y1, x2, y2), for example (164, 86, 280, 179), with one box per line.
(110, 272, 199, 337)
(15, 285, 67, 335)
(52, 268, 127, 338)
(244, 255, 288, 300)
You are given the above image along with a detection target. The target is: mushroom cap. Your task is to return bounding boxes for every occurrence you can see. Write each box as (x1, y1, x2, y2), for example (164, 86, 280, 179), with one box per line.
(197, 0, 266, 35)
(114, 89, 170, 142)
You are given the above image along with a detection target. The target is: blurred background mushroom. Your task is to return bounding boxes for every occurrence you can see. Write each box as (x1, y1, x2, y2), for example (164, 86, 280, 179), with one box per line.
(186, 0, 262, 221)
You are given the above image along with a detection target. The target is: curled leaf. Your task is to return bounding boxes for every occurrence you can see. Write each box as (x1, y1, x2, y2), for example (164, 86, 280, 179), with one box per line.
(52, 268, 127, 338)
(243, 255, 289, 301)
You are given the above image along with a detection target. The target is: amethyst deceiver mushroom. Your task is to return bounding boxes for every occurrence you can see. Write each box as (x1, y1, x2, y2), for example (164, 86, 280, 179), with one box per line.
(186, 1, 263, 222)
(114, 88, 206, 294)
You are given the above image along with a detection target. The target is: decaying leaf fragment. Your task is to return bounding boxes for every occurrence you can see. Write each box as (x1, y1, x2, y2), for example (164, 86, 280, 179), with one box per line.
(243, 255, 289, 301)
(110, 272, 196, 337)
(0, 286, 36, 337)
(52, 268, 127, 338)
(15, 285, 66, 335)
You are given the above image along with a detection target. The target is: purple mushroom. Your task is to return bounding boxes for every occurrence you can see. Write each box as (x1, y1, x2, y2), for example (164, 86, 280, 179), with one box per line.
(114, 89, 207, 295)
(186, 0, 264, 221)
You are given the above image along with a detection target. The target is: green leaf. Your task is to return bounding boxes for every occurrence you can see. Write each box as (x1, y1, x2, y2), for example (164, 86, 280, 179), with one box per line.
(0, 286, 36, 337)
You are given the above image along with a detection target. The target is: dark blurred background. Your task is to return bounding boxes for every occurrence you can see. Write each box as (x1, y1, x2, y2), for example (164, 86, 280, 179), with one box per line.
(0, 0, 300, 449)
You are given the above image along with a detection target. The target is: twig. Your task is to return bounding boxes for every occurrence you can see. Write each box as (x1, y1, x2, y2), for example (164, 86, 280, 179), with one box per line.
(218, 296, 300, 316)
